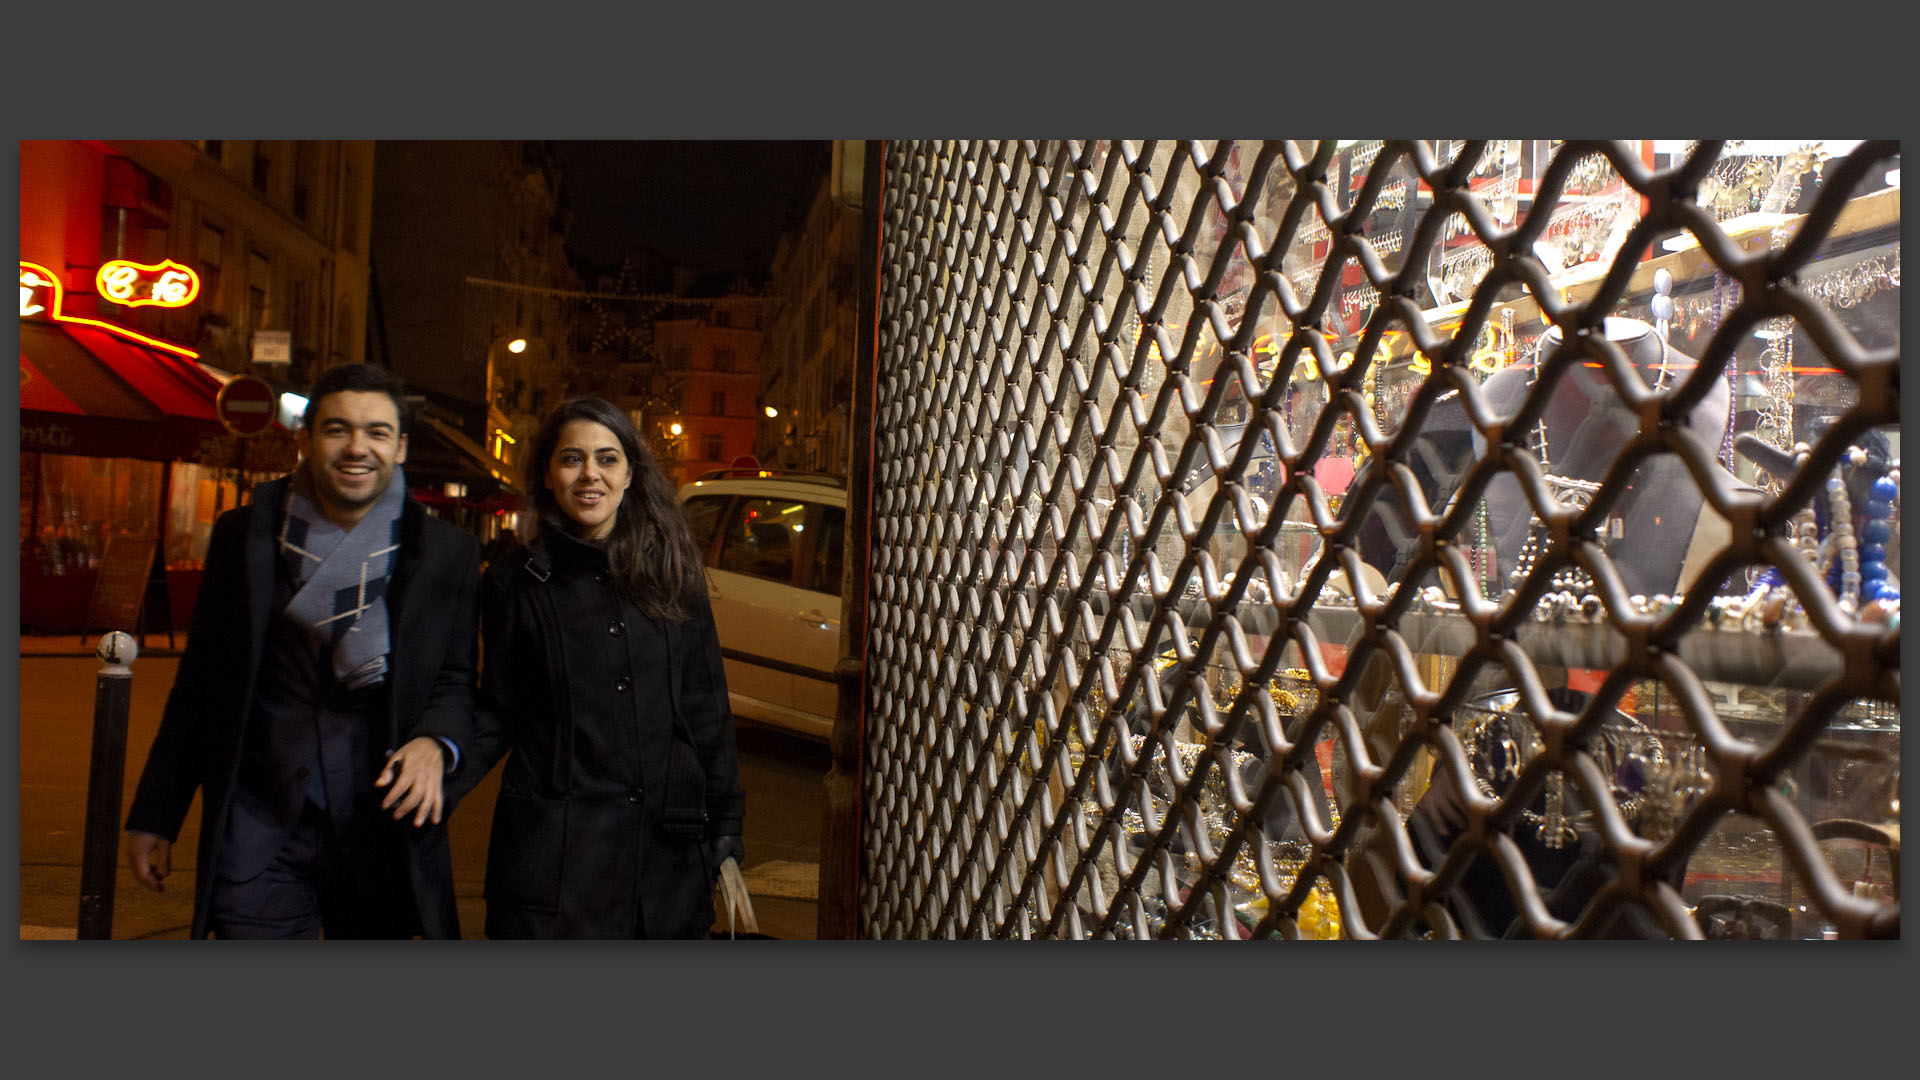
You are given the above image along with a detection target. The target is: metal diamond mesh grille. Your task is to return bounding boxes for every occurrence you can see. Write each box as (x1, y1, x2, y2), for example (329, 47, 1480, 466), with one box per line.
(860, 140, 1900, 939)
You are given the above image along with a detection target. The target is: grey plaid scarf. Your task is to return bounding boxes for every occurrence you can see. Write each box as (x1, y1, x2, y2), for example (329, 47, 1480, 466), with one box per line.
(277, 466, 406, 690)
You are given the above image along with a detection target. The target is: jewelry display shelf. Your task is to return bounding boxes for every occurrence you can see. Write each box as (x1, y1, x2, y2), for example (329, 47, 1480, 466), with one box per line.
(1411, 185, 1899, 339)
(1082, 590, 1847, 691)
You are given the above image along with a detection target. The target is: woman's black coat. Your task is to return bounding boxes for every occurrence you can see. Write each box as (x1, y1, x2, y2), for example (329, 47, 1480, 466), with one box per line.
(450, 526, 745, 938)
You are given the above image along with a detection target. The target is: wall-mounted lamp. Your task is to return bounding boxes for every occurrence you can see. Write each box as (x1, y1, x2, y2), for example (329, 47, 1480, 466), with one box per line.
(764, 406, 779, 418)
(507, 339, 527, 354)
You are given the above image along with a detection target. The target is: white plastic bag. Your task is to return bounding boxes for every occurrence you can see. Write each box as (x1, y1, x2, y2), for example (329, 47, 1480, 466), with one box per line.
(716, 857, 759, 938)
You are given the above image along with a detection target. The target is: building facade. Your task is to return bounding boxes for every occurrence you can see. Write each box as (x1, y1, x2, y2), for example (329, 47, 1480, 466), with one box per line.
(759, 172, 862, 476)
(646, 297, 769, 487)
(369, 140, 579, 516)
(19, 139, 375, 631)
(23, 139, 375, 382)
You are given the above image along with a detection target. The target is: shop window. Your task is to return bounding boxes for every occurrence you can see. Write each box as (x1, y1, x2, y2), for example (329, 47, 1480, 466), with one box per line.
(29, 455, 162, 576)
(20, 452, 39, 554)
(164, 461, 269, 570)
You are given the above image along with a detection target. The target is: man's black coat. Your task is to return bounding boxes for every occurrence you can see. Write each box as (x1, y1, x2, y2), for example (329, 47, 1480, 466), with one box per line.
(124, 475, 481, 939)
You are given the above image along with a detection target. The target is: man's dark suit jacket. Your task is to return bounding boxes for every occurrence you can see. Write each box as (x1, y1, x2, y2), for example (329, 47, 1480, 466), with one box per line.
(125, 475, 481, 939)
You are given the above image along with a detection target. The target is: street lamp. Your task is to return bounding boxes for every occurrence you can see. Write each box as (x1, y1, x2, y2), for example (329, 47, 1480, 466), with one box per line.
(507, 338, 527, 354)
(764, 406, 779, 418)
(669, 422, 683, 437)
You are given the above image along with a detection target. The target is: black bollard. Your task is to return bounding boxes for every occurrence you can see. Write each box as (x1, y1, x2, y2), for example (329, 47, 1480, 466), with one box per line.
(78, 631, 137, 940)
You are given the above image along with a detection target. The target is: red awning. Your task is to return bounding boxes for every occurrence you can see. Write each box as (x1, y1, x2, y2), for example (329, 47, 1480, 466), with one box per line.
(19, 351, 83, 414)
(20, 319, 232, 462)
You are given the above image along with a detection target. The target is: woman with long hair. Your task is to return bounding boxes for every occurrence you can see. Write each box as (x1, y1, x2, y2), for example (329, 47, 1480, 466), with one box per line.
(450, 396, 744, 938)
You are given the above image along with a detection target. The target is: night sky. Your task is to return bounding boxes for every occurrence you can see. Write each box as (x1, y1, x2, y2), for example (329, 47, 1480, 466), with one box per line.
(551, 140, 831, 282)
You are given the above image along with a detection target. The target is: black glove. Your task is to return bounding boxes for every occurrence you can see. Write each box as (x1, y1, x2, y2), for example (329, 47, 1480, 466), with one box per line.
(708, 834, 745, 873)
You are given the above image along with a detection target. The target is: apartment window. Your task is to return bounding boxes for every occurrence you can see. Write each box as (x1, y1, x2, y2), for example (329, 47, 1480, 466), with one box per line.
(295, 142, 327, 231)
(713, 306, 731, 328)
(247, 252, 271, 332)
(709, 390, 726, 417)
(201, 140, 223, 163)
(701, 433, 724, 462)
(252, 149, 270, 193)
(334, 303, 353, 364)
(289, 275, 313, 346)
(341, 162, 360, 254)
(98, 207, 128, 266)
(713, 348, 735, 373)
(197, 222, 225, 314)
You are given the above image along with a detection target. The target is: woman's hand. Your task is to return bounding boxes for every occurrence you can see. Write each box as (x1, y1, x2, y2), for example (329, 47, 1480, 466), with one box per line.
(376, 736, 451, 826)
(709, 835, 745, 877)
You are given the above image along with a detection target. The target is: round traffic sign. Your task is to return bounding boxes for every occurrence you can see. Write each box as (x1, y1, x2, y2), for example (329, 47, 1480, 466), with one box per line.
(730, 454, 761, 471)
(216, 375, 279, 437)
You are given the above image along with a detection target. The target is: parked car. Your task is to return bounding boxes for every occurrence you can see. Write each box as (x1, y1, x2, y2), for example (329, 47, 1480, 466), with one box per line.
(678, 469, 848, 740)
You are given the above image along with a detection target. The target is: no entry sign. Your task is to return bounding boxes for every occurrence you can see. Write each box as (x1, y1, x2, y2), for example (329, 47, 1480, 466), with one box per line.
(216, 375, 279, 437)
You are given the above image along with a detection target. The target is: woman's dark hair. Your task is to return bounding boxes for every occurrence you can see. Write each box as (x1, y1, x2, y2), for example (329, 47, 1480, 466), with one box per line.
(524, 396, 705, 621)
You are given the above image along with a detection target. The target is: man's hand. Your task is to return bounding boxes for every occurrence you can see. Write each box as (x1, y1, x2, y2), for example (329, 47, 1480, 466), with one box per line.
(375, 736, 448, 827)
(128, 832, 172, 892)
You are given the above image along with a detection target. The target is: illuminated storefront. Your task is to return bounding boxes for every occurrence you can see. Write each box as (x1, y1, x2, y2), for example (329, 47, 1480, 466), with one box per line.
(19, 259, 291, 632)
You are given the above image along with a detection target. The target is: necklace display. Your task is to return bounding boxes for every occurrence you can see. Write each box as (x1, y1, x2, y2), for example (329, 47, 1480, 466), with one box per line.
(1457, 692, 1682, 849)
(1703, 446, 1900, 633)
(1506, 329, 1672, 622)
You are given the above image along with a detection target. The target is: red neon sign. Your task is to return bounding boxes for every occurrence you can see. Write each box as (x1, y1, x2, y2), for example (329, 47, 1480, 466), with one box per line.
(20, 261, 201, 360)
(96, 258, 201, 308)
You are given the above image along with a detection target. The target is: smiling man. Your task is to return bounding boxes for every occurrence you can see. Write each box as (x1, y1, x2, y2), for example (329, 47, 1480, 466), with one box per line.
(124, 364, 482, 939)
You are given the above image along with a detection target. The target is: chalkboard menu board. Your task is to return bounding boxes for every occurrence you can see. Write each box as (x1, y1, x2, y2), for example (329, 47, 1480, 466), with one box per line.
(83, 532, 158, 641)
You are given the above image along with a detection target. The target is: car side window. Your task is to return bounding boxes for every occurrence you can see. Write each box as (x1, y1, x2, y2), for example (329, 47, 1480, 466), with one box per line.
(681, 495, 729, 564)
(716, 498, 804, 584)
(807, 505, 845, 595)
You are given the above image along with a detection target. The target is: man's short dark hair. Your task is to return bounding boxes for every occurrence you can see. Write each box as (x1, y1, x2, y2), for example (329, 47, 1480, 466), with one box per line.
(302, 364, 411, 433)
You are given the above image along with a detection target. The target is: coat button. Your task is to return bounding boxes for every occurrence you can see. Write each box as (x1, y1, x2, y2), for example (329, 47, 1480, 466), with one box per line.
(616, 677, 631, 693)
(627, 791, 641, 804)
(609, 621, 625, 637)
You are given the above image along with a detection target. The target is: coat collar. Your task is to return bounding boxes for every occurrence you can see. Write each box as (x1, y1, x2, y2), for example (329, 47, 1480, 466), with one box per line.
(519, 521, 609, 581)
